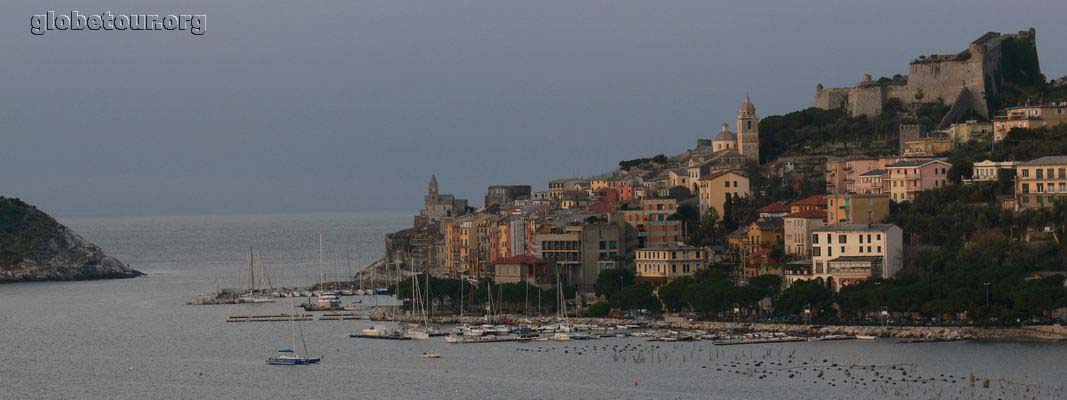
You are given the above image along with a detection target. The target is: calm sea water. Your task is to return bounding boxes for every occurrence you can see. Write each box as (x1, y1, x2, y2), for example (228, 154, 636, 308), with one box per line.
(2, 212, 1066, 400)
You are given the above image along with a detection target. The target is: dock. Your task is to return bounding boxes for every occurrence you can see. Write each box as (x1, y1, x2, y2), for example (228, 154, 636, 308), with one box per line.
(226, 314, 313, 322)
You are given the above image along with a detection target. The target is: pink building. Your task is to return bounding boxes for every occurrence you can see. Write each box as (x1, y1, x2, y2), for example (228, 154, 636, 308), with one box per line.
(855, 169, 888, 194)
(825, 158, 889, 194)
(826, 157, 908, 194)
(885, 159, 951, 202)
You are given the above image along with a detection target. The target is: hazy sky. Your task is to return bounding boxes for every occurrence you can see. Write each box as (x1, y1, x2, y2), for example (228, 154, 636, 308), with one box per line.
(3, 0, 1065, 216)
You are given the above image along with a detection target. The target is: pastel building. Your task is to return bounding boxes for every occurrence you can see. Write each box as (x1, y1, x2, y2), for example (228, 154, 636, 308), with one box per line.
(1015, 156, 1067, 209)
(635, 243, 709, 285)
(970, 160, 1017, 182)
(783, 210, 827, 258)
(826, 193, 890, 225)
(993, 103, 1067, 142)
(809, 224, 904, 291)
(885, 159, 951, 202)
(697, 170, 750, 219)
(621, 198, 684, 249)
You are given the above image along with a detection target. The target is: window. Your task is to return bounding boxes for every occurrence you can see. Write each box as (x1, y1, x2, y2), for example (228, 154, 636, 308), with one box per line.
(725, 181, 730, 188)
(858, 246, 864, 253)
(1022, 169, 1030, 178)
(812, 247, 821, 257)
(840, 246, 845, 253)
(1022, 183, 1030, 194)
(839, 235, 847, 243)
(812, 234, 819, 244)
(877, 246, 882, 253)
(827, 247, 832, 257)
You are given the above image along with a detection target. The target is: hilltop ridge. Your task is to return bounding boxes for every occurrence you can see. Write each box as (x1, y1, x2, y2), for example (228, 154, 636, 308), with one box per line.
(0, 197, 142, 282)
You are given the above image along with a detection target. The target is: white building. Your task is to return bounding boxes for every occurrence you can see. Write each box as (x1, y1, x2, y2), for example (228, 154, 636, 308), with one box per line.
(808, 224, 903, 291)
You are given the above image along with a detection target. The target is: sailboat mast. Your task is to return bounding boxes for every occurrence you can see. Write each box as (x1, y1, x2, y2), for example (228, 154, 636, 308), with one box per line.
(290, 298, 298, 357)
(318, 234, 324, 292)
(249, 247, 255, 293)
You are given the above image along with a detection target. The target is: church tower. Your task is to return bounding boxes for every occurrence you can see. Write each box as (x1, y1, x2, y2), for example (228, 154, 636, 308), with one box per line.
(428, 174, 439, 199)
(736, 97, 760, 163)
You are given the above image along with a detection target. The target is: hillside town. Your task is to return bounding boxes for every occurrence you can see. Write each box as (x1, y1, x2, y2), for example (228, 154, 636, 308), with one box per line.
(383, 28, 1067, 323)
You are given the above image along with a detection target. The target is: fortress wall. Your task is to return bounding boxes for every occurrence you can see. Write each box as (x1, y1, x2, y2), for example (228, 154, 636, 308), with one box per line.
(814, 87, 849, 110)
(848, 86, 886, 117)
(905, 60, 984, 106)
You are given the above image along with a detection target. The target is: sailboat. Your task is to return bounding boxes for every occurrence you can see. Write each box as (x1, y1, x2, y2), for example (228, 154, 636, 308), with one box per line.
(240, 248, 274, 303)
(315, 234, 341, 310)
(267, 299, 322, 365)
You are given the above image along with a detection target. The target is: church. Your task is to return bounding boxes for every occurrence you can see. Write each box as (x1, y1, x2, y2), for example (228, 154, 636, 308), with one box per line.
(419, 175, 469, 223)
(710, 97, 760, 163)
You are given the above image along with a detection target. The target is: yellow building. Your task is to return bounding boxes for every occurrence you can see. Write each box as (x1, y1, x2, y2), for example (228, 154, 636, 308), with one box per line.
(666, 169, 690, 191)
(903, 136, 954, 157)
(826, 193, 890, 225)
(1015, 156, 1067, 209)
(942, 120, 993, 143)
(993, 103, 1067, 142)
(697, 170, 750, 219)
(635, 243, 709, 285)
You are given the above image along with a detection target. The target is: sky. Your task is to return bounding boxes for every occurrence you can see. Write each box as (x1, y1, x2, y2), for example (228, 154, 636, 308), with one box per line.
(2, 0, 1065, 216)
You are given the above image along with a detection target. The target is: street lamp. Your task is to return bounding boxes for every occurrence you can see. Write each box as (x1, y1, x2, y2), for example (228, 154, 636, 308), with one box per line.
(733, 303, 740, 323)
(803, 304, 811, 325)
(880, 306, 889, 328)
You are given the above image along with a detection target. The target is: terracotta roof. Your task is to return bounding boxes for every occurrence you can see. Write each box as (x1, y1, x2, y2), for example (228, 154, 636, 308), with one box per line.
(756, 202, 791, 213)
(789, 195, 826, 207)
(496, 255, 543, 265)
(784, 210, 827, 219)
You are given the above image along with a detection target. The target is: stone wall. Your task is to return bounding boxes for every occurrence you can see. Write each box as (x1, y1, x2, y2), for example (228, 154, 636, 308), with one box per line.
(813, 29, 1035, 119)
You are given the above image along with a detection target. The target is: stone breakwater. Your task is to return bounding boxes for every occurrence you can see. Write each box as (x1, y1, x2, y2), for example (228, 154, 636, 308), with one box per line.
(370, 310, 1067, 342)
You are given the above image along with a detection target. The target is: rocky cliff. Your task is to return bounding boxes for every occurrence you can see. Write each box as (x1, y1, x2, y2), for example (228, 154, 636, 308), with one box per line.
(0, 197, 142, 282)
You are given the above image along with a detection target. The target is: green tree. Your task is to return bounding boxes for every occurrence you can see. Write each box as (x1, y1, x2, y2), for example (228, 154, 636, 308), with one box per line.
(776, 280, 833, 317)
(658, 276, 695, 312)
(593, 268, 635, 301)
(586, 301, 611, 317)
(698, 207, 722, 245)
(612, 285, 660, 312)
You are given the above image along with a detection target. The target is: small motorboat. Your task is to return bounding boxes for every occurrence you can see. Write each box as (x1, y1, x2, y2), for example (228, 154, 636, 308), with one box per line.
(421, 352, 441, 359)
(855, 335, 878, 340)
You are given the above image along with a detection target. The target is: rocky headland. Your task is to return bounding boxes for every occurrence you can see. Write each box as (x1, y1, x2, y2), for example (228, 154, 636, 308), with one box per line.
(0, 197, 142, 282)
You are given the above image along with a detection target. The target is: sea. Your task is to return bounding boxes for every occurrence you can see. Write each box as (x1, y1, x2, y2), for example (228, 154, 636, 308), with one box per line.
(2, 211, 1066, 400)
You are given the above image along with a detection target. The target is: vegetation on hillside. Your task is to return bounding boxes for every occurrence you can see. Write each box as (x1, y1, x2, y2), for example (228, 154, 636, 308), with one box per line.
(0, 197, 53, 268)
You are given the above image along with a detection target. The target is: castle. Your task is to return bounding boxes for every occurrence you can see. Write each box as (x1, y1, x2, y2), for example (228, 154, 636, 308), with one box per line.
(814, 28, 1039, 126)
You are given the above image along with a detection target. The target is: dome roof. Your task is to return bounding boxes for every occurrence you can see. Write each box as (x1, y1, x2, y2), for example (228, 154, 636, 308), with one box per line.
(713, 123, 736, 142)
(739, 96, 756, 116)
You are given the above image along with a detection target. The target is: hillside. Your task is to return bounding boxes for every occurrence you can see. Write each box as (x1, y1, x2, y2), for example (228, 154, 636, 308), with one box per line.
(0, 197, 142, 282)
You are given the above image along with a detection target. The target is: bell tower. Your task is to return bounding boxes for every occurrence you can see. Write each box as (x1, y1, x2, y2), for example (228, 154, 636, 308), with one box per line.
(736, 96, 760, 163)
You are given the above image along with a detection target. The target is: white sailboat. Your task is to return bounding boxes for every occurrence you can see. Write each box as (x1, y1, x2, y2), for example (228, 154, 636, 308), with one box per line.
(240, 247, 274, 303)
(316, 234, 340, 309)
